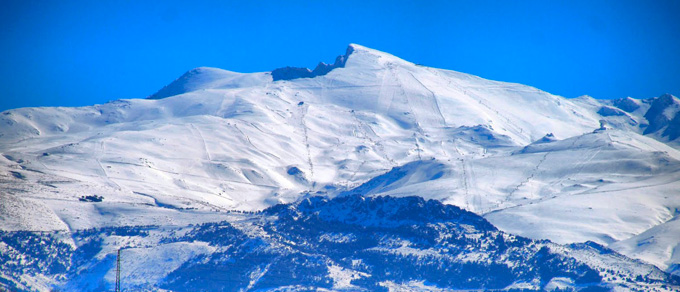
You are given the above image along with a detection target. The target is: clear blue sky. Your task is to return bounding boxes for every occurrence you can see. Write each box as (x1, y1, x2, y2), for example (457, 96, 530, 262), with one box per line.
(1, 0, 679, 112)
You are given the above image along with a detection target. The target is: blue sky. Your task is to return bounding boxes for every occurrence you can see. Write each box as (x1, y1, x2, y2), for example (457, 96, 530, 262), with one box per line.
(1, 0, 679, 112)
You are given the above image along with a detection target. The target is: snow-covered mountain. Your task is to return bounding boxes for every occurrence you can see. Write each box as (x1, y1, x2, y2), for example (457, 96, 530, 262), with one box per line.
(572, 93, 680, 146)
(1, 44, 679, 290)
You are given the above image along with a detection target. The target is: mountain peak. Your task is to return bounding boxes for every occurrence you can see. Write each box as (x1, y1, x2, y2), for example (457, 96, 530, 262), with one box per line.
(147, 67, 271, 99)
(643, 93, 680, 139)
(659, 93, 675, 99)
(347, 43, 394, 57)
(347, 43, 376, 54)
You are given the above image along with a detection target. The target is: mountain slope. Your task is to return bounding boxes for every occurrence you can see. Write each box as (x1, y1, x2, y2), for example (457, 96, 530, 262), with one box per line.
(0, 44, 679, 282)
(1, 196, 678, 291)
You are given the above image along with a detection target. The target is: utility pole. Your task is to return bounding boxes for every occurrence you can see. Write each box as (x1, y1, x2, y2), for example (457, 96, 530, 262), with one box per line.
(115, 249, 121, 292)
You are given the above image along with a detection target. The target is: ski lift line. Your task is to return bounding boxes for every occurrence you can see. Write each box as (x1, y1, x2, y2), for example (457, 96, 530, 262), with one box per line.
(297, 104, 315, 179)
(465, 158, 482, 214)
(458, 158, 471, 211)
(505, 151, 549, 202)
(115, 248, 121, 292)
(413, 133, 423, 160)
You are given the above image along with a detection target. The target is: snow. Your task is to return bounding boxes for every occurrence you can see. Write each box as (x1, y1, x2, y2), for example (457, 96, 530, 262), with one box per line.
(379, 280, 450, 291)
(114, 241, 216, 288)
(326, 264, 366, 290)
(147, 67, 271, 99)
(611, 213, 680, 273)
(543, 277, 575, 291)
(0, 44, 679, 278)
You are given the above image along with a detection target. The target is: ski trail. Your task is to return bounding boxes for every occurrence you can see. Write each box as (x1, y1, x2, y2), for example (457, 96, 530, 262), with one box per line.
(497, 135, 585, 211)
(232, 123, 264, 156)
(440, 141, 450, 159)
(389, 66, 426, 161)
(96, 139, 121, 190)
(350, 110, 396, 166)
(467, 90, 525, 137)
(548, 147, 601, 194)
(407, 72, 448, 127)
(444, 78, 526, 141)
(386, 64, 420, 131)
(190, 124, 212, 161)
(376, 63, 394, 113)
(347, 160, 367, 186)
(486, 175, 680, 217)
(542, 135, 588, 193)
(576, 177, 680, 196)
(111, 169, 277, 189)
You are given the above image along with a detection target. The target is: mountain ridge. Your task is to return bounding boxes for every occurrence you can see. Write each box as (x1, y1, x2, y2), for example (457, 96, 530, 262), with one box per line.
(2, 195, 678, 291)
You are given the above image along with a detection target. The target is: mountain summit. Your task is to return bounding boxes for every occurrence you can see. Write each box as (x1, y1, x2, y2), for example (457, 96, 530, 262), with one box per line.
(1, 44, 679, 290)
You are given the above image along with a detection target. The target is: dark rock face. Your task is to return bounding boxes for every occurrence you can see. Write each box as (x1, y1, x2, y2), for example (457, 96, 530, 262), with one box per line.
(610, 97, 640, 113)
(271, 46, 354, 81)
(604, 94, 680, 142)
(271, 66, 315, 81)
(664, 113, 680, 140)
(644, 94, 677, 135)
